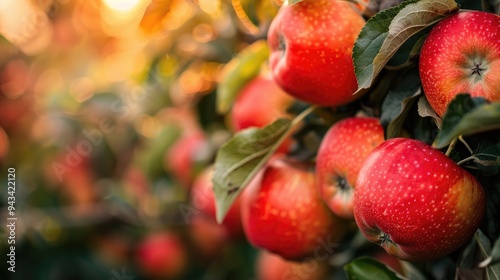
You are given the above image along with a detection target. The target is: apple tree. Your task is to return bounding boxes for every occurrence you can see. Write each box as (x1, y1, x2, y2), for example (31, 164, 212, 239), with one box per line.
(0, 0, 499, 279)
(213, 0, 500, 279)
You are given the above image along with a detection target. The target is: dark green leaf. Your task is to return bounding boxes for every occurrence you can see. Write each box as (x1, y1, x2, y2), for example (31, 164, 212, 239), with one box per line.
(476, 228, 492, 257)
(408, 33, 428, 60)
(417, 95, 442, 129)
(460, 236, 480, 269)
(216, 40, 269, 114)
(480, 237, 500, 268)
(353, 0, 459, 92)
(344, 257, 404, 280)
(471, 141, 500, 176)
(434, 95, 500, 149)
(480, 175, 500, 243)
(213, 104, 315, 222)
(380, 70, 422, 139)
(492, 238, 500, 266)
(387, 28, 429, 67)
(400, 261, 427, 280)
(488, 263, 500, 280)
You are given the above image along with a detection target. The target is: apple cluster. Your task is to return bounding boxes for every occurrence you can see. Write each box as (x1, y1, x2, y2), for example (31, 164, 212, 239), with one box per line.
(212, 0, 499, 271)
(137, 0, 498, 278)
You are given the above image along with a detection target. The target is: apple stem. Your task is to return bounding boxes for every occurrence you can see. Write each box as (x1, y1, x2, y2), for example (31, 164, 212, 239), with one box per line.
(231, 0, 259, 35)
(445, 138, 458, 157)
(458, 135, 474, 155)
(291, 105, 318, 126)
(457, 155, 476, 166)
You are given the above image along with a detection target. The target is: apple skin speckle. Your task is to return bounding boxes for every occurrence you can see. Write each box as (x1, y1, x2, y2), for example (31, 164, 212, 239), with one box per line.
(242, 158, 348, 261)
(419, 11, 500, 117)
(353, 138, 485, 262)
(268, 0, 366, 106)
(316, 117, 385, 219)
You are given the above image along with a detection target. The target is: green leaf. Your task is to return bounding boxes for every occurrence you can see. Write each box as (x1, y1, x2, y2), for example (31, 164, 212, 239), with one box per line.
(380, 70, 422, 139)
(213, 106, 315, 223)
(417, 95, 442, 129)
(433, 95, 500, 149)
(480, 236, 500, 268)
(287, 0, 304, 5)
(480, 175, 500, 243)
(492, 238, 500, 266)
(488, 264, 500, 280)
(353, 0, 459, 92)
(213, 119, 290, 223)
(387, 28, 429, 67)
(216, 40, 269, 114)
(400, 261, 427, 280)
(474, 229, 500, 280)
(472, 141, 500, 176)
(459, 234, 480, 269)
(344, 257, 403, 280)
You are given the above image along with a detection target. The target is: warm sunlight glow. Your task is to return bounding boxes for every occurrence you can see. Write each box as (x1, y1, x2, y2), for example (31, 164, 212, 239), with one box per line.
(198, 0, 221, 16)
(102, 0, 142, 12)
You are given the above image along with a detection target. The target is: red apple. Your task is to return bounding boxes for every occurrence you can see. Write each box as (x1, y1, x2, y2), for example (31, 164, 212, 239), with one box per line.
(0, 58, 34, 133)
(372, 250, 404, 276)
(165, 131, 210, 188)
(0, 126, 9, 161)
(191, 165, 243, 238)
(188, 215, 228, 259)
(93, 232, 131, 266)
(316, 117, 384, 219)
(230, 73, 294, 153)
(54, 154, 97, 214)
(354, 138, 485, 261)
(268, 0, 366, 106)
(255, 250, 329, 280)
(230, 73, 293, 131)
(242, 158, 348, 260)
(136, 232, 187, 278)
(419, 11, 500, 117)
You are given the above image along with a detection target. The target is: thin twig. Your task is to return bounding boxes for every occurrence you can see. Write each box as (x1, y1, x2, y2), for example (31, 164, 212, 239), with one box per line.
(458, 135, 474, 155)
(445, 137, 458, 157)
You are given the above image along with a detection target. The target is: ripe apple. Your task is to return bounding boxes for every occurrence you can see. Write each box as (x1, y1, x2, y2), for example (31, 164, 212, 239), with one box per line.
(316, 117, 384, 219)
(188, 214, 228, 259)
(165, 131, 210, 188)
(268, 0, 366, 106)
(0, 126, 9, 161)
(255, 250, 329, 280)
(191, 165, 243, 238)
(0, 58, 34, 133)
(230, 73, 293, 131)
(419, 11, 500, 117)
(230, 73, 294, 153)
(136, 232, 187, 278)
(354, 138, 485, 261)
(93, 232, 131, 266)
(242, 158, 348, 260)
(53, 154, 97, 213)
(372, 249, 404, 276)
